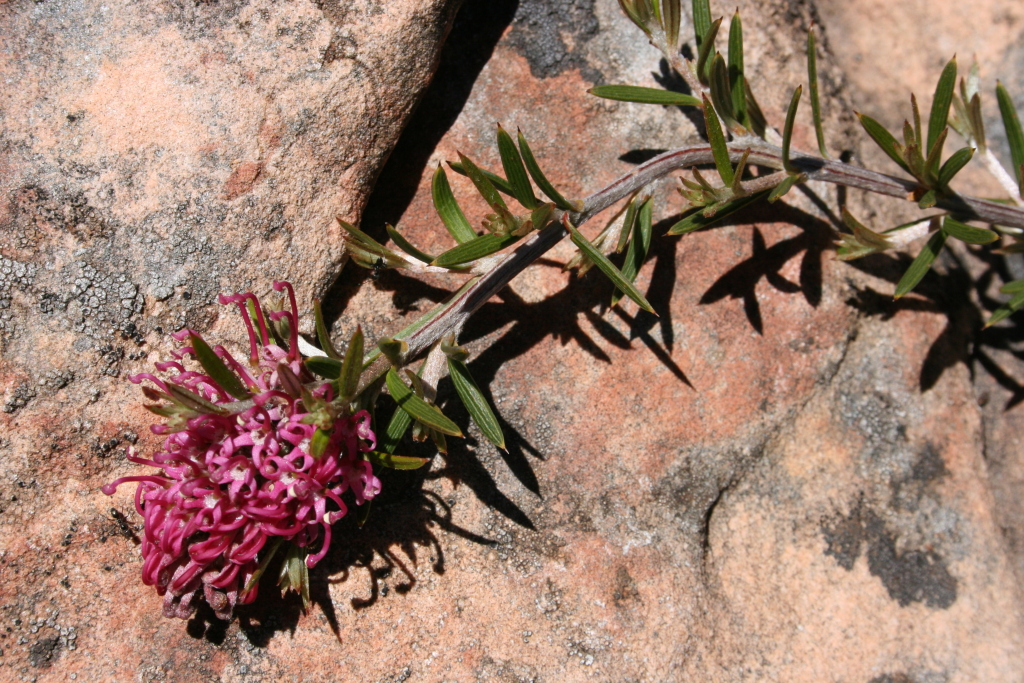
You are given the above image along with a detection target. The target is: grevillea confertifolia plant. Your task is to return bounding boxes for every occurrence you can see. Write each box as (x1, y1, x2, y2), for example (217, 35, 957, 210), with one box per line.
(108, 0, 1024, 619)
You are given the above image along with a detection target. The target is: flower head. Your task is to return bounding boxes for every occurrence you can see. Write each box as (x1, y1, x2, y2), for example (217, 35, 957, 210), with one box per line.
(104, 282, 379, 620)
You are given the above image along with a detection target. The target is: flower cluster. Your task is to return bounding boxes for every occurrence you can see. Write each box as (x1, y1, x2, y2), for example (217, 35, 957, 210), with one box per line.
(104, 282, 379, 620)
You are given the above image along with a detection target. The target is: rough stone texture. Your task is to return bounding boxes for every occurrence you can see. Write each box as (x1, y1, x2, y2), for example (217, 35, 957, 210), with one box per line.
(2, 0, 1024, 681)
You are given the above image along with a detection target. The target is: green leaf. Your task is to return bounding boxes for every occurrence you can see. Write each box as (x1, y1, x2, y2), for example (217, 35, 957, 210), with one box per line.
(917, 189, 938, 210)
(927, 56, 957, 154)
(497, 125, 538, 209)
(165, 382, 229, 416)
(377, 337, 408, 366)
(662, 0, 681, 48)
(277, 543, 310, 611)
(379, 404, 413, 454)
(386, 224, 434, 264)
(447, 356, 505, 450)
(807, 27, 828, 158)
(565, 215, 655, 314)
(1000, 279, 1024, 294)
(937, 147, 974, 187)
(367, 451, 430, 470)
(997, 82, 1024, 189)
(458, 152, 507, 213)
(305, 355, 342, 379)
(431, 165, 477, 244)
(312, 299, 342, 359)
(385, 368, 463, 437)
(431, 233, 520, 267)
(339, 325, 364, 397)
(709, 53, 735, 125)
(782, 85, 803, 174)
(695, 16, 722, 85)
(616, 198, 640, 253)
(894, 230, 946, 298)
(858, 113, 910, 174)
(925, 127, 948, 181)
(517, 130, 581, 211)
(987, 289, 1024, 327)
(588, 85, 701, 108)
(692, 0, 712, 48)
(767, 173, 804, 203)
(241, 537, 283, 598)
(613, 197, 653, 307)
(309, 427, 331, 458)
(911, 93, 923, 151)
(188, 333, 252, 400)
(668, 190, 769, 235)
(703, 93, 733, 186)
(448, 161, 516, 196)
(728, 12, 746, 126)
(941, 216, 998, 244)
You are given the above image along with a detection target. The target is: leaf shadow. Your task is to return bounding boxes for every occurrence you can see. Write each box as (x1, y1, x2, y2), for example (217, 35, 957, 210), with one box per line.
(696, 201, 832, 334)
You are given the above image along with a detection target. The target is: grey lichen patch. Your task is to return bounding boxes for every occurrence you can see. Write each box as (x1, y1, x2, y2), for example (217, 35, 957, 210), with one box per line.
(0, 256, 39, 341)
(2, 383, 37, 414)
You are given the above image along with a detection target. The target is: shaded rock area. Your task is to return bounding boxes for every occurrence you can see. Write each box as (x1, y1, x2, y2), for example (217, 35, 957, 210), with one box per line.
(1, 0, 1023, 681)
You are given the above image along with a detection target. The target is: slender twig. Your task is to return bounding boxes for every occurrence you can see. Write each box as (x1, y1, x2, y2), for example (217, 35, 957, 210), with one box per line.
(341, 138, 1024, 400)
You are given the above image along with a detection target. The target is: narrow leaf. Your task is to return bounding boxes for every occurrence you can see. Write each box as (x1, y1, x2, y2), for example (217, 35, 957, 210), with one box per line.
(380, 404, 413, 454)
(782, 85, 803, 174)
(894, 230, 946, 298)
(431, 233, 520, 267)
(588, 85, 700, 107)
(925, 127, 949, 181)
(188, 333, 251, 400)
(565, 215, 656, 314)
(448, 161, 515, 196)
(613, 197, 653, 306)
(616, 198, 639, 253)
(165, 383, 229, 416)
(385, 368, 463, 437)
(305, 355, 342, 379)
(312, 300, 342, 359)
(339, 325, 364, 397)
(432, 165, 477, 244)
(447, 357, 506, 450)
(941, 216, 998, 244)
(517, 130, 580, 211)
(858, 113, 911, 174)
(937, 147, 974, 187)
(728, 12, 746, 125)
(987, 289, 1024, 327)
(997, 81, 1024, 188)
(807, 28, 828, 158)
(310, 427, 331, 458)
(695, 16, 722, 85)
(767, 173, 804, 203)
(709, 53, 735, 125)
(386, 224, 434, 264)
(667, 190, 769, 234)
(368, 451, 430, 470)
(458, 153, 507, 212)
(692, 0, 712, 48)
(663, 0, 681, 49)
(497, 125, 538, 209)
(703, 94, 733, 185)
(1000, 279, 1024, 294)
(927, 56, 957, 154)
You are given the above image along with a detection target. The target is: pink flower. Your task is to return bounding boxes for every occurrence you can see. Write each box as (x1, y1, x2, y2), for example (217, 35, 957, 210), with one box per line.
(104, 282, 380, 620)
